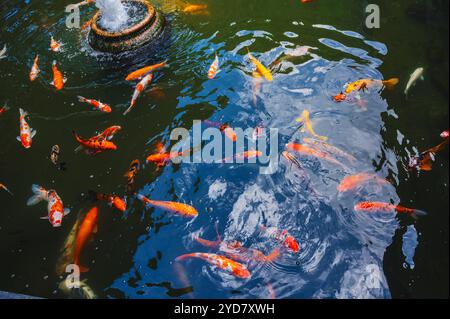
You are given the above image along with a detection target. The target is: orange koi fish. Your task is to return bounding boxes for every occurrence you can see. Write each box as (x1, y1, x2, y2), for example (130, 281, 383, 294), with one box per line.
(89, 191, 126, 212)
(72, 130, 117, 152)
(334, 78, 399, 102)
(219, 124, 237, 142)
(124, 74, 153, 115)
(207, 54, 220, 79)
(125, 61, 167, 81)
(0, 183, 13, 195)
(17, 108, 36, 149)
(295, 110, 328, 141)
(224, 246, 281, 264)
(175, 253, 250, 279)
(27, 184, 70, 227)
(337, 173, 390, 193)
(95, 125, 122, 141)
(51, 61, 65, 90)
(260, 225, 300, 253)
(234, 150, 262, 161)
(303, 138, 357, 163)
(247, 48, 273, 81)
(124, 159, 140, 194)
(137, 194, 198, 218)
(409, 137, 449, 172)
(286, 142, 346, 169)
(50, 36, 61, 52)
(354, 201, 427, 219)
(29, 54, 40, 81)
(78, 96, 112, 113)
(183, 4, 208, 14)
(73, 206, 98, 272)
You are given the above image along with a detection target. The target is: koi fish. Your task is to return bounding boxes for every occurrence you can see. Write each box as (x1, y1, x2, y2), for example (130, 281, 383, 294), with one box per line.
(334, 78, 399, 102)
(354, 201, 427, 219)
(0, 105, 9, 116)
(73, 206, 98, 272)
(405, 67, 424, 96)
(94, 125, 122, 141)
(72, 130, 117, 153)
(27, 185, 70, 227)
(29, 55, 40, 82)
(0, 183, 13, 195)
(146, 151, 182, 166)
(50, 36, 61, 52)
(247, 48, 273, 81)
(125, 61, 167, 81)
(287, 142, 347, 169)
(51, 61, 65, 90)
(50, 145, 67, 171)
(17, 108, 36, 149)
(223, 246, 281, 264)
(88, 191, 126, 212)
(123, 74, 153, 115)
(344, 78, 399, 95)
(337, 173, 390, 193)
(409, 138, 449, 172)
(124, 159, 140, 194)
(295, 110, 328, 141)
(282, 151, 303, 171)
(78, 96, 111, 113)
(56, 211, 82, 276)
(0, 44, 6, 60)
(259, 225, 300, 253)
(182, 4, 208, 14)
(137, 194, 198, 217)
(303, 138, 357, 163)
(207, 54, 220, 79)
(59, 279, 97, 299)
(222, 150, 262, 163)
(219, 124, 237, 142)
(175, 253, 250, 279)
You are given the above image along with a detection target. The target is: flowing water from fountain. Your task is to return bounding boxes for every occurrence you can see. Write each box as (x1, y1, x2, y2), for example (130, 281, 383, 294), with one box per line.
(96, 0, 129, 32)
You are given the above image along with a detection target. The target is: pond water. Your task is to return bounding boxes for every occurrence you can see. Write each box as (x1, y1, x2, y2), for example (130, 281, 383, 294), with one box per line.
(0, 0, 448, 299)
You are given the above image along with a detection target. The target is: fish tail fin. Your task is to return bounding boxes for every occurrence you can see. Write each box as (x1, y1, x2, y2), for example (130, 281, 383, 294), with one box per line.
(383, 78, 399, 90)
(411, 209, 427, 220)
(77, 96, 86, 102)
(19, 108, 27, 118)
(27, 184, 45, 206)
(265, 248, 281, 262)
(52, 60, 56, 66)
(175, 253, 197, 262)
(3, 105, 10, 111)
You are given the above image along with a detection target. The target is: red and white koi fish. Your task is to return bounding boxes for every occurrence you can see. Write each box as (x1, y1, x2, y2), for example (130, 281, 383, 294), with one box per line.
(260, 225, 300, 253)
(17, 108, 36, 149)
(207, 54, 220, 79)
(78, 96, 112, 113)
(51, 61, 65, 90)
(27, 184, 70, 227)
(175, 253, 251, 279)
(123, 74, 153, 115)
(73, 206, 98, 272)
(94, 125, 122, 141)
(29, 54, 40, 82)
(354, 201, 427, 219)
(50, 36, 61, 52)
(137, 194, 198, 217)
(219, 124, 237, 142)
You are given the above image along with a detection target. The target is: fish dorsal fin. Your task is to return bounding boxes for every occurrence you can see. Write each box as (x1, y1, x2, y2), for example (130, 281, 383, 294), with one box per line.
(64, 208, 71, 216)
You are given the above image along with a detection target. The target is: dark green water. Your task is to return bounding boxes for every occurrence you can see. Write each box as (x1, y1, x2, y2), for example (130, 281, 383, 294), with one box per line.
(0, 0, 448, 299)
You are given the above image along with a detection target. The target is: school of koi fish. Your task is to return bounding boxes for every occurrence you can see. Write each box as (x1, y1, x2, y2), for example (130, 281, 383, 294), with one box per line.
(0, 0, 448, 299)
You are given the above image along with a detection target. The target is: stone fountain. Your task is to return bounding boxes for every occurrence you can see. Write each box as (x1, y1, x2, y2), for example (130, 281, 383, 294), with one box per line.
(89, 0, 164, 53)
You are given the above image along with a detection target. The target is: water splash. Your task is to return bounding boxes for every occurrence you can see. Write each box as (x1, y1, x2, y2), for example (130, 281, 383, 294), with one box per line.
(96, 0, 129, 32)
